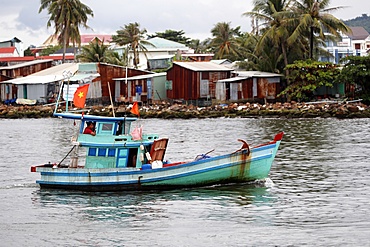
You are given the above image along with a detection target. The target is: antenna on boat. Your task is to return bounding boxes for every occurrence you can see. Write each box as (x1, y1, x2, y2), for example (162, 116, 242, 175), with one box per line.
(54, 79, 64, 114)
(108, 81, 115, 117)
(63, 70, 73, 112)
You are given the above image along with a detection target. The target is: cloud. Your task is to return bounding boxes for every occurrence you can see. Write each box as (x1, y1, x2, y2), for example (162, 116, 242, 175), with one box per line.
(0, 0, 369, 48)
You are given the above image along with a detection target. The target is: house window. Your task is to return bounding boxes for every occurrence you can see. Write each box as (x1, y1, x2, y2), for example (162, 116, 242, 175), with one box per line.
(200, 80, 209, 97)
(355, 44, 361, 49)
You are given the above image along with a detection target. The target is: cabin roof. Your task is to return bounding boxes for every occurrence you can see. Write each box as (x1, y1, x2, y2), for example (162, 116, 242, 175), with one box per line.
(54, 113, 137, 122)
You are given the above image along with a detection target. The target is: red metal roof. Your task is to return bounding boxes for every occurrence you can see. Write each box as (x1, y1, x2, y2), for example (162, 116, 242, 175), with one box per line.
(80, 34, 112, 43)
(0, 47, 16, 54)
(0, 56, 35, 62)
(0, 55, 74, 62)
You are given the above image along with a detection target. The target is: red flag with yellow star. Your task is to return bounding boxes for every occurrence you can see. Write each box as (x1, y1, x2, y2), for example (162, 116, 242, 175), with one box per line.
(73, 84, 89, 108)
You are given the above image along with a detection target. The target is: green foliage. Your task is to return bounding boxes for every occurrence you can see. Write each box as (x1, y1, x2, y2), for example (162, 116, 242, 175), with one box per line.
(112, 22, 154, 68)
(148, 29, 191, 45)
(39, 45, 62, 56)
(39, 0, 93, 63)
(24, 47, 34, 56)
(280, 60, 341, 101)
(77, 38, 125, 66)
(209, 22, 242, 60)
(337, 55, 370, 102)
(344, 14, 370, 33)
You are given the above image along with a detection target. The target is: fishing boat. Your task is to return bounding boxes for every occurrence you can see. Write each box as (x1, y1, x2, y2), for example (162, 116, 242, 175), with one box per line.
(30, 84, 283, 191)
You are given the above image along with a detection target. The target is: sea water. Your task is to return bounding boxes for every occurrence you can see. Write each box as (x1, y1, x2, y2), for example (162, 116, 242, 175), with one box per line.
(0, 117, 369, 246)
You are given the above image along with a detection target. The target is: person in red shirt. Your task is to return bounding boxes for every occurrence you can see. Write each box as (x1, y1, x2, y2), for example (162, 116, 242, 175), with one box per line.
(83, 121, 96, 136)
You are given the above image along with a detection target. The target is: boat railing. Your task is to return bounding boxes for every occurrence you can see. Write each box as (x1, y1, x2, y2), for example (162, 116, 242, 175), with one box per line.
(76, 133, 160, 145)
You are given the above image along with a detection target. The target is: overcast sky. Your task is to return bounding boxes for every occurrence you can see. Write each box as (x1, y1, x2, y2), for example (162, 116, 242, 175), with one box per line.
(0, 0, 369, 48)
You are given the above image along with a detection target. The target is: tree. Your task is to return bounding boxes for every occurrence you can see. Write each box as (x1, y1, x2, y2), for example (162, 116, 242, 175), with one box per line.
(244, 0, 294, 71)
(111, 22, 154, 68)
(39, 45, 62, 56)
(188, 38, 211, 54)
(77, 38, 109, 62)
(77, 38, 126, 66)
(337, 55, 370, 103)
(147, 29, 191, 45)
(289, 0, 351, 59)
(280, 60, 341, 101)
(210, 22, 241, 60)
(39, 0, 93, 63)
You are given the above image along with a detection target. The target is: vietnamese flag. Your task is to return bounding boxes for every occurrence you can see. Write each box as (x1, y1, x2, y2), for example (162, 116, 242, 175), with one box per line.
(73, 84, 89, 108)
(130, 101, 140, 116)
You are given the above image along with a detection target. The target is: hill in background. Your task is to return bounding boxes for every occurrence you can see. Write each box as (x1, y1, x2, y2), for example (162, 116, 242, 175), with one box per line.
(344, 14, 370, 33)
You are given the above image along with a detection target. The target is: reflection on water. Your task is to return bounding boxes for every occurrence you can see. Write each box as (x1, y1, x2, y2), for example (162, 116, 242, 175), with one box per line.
(31, 182, 276, 223)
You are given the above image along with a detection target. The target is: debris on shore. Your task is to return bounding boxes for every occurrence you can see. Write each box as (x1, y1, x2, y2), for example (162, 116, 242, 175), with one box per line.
(1, 101, 369, 119)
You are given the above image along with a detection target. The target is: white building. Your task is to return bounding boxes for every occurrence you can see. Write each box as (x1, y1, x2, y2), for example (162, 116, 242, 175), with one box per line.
(320, 26, 370, 64)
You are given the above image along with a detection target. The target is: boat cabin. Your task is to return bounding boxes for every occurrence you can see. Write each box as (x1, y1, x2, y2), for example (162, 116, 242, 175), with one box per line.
(55, 113, 167, 170)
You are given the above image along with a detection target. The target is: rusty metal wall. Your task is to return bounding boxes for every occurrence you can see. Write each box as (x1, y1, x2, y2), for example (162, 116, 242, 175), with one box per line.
(167, 64, 231, 101)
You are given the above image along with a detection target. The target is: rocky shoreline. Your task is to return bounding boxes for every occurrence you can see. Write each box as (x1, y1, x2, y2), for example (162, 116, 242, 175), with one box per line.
(1, 101, 370, 119)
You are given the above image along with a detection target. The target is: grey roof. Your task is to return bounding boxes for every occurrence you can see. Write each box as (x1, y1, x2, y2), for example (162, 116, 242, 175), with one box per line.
(113, 72, 165, 81)
(0, 63, 79, 85)
(233, 71, 283, 78)
(145, 37, 187, 50)
(348, 27, 370, 40)
(173, 61, 233, 72)
(53, 47, 75, 54)
(211, 59, 232, 65)
(217, 77, 247, 83)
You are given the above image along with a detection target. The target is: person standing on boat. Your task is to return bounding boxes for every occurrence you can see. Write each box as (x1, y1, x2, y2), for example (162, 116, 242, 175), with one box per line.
(83, 121, 96, 136)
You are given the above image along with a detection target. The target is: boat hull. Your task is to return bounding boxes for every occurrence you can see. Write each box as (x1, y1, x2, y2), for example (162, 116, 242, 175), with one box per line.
(33, 140, 281, 191)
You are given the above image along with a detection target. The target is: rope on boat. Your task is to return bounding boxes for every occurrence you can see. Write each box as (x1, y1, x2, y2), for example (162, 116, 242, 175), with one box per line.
(58, 145, 76, 167)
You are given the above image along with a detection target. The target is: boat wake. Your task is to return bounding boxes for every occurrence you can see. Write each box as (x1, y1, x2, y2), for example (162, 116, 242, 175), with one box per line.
(0, 183, 39, 190)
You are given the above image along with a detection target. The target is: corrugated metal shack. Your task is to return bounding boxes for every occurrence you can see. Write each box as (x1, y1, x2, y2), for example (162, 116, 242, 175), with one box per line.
(0, 63, 79, 103)
(216, 71, 282, 102)
(0, 59, 53, 78)
(166, 61, 233, 106)
(98, 63, 152, 104)
(113, 72, 167, 104)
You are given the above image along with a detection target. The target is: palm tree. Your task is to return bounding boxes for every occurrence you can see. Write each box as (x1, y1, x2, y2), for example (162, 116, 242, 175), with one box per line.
(244, 0, 294, 71)
(111, 22, 154, 68)
(289, 0, 351, 59)
(77, 38, 109, 62)
(210, 22, 241, 60)
(39, 0, 93, 63)
(77, 38, 126, 66)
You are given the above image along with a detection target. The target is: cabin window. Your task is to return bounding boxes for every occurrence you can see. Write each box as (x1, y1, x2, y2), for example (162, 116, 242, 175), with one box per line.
(108, 148, 116, 157)
(88, 148, 97, 156)
(117, 149, 129, 168)
(98, 122, 114, 135)
(118, 149, 128, 156)
(98, 148, 106, 156)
